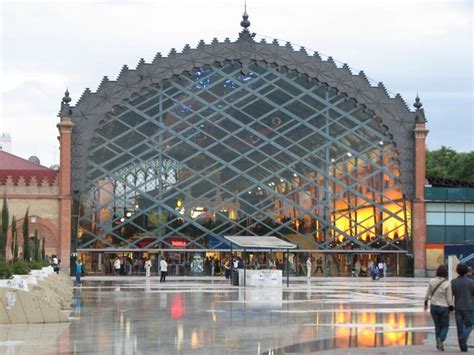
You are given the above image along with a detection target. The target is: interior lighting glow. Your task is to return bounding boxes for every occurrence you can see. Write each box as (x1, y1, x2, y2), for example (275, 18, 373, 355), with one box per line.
(190, 207, 206, 219)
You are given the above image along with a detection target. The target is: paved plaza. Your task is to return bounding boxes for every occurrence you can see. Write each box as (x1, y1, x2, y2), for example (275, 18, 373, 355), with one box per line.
(0, 277, 472, 354)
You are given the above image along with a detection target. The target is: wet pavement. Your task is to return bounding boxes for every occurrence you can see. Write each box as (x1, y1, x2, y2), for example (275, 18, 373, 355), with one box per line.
(0, 277, 471, 354)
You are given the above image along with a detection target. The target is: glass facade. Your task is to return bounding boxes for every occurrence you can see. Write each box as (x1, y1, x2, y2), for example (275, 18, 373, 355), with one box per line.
(426, 201, 474, 244)
(76, 61, 410, 252)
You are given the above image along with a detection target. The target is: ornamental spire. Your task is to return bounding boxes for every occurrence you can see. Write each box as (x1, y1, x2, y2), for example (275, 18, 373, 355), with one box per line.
(59, 88, 72, 117)
(413, 93, 422, 110)
(240, 1, 250, 31)
(413, 93, 427, 123)
(62, 89, 72, 105)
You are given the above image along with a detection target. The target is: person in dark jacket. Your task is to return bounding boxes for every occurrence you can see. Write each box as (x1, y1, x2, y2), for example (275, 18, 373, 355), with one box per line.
(451, 263, 474, 352)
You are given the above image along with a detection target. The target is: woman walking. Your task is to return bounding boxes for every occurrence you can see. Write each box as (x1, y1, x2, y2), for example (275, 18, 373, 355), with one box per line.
(424, 265, 454, 351)
(160, 257, 168, 283)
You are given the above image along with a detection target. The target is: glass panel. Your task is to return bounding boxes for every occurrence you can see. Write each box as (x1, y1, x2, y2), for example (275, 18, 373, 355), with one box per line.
(465, 213, 474, 226)
(427, 212, 445, 226)
(465, 227, 474, 242)
(445, 203, 464, 212)
(465, 204, 474, 212)
(427, 226, 445, 243)
(445, 226, 464, 243)
(426, 203, 444, 212)
(445, 213, 464, 226)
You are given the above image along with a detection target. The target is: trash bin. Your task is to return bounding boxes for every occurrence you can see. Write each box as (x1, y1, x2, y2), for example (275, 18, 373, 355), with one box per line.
(231, 269, 239, 286)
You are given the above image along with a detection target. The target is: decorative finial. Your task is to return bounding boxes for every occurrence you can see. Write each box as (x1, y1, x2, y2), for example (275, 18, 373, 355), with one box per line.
(240, 1, 250, 31)
(414, 93, 427, 123)
(59, 88, 73, 117)
(62, 89, 72, 105)
(413, 93, 422, 110)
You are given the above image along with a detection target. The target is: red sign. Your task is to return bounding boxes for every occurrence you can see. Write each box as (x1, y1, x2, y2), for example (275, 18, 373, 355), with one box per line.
(171, 240, 187, 247)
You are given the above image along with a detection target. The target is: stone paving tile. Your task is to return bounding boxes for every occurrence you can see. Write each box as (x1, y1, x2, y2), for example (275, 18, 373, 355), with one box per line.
(0, 277, 471, 354)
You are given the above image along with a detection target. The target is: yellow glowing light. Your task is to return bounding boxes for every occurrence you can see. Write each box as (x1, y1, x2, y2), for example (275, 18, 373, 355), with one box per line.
(331, 203, 410, 241)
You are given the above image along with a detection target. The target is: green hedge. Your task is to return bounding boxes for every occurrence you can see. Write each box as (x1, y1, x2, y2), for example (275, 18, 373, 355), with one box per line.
(28, 260, 43, 270)
(0, 260, 12, 279)
(12, 260, 31, 275)
(39, 259, 49, 267)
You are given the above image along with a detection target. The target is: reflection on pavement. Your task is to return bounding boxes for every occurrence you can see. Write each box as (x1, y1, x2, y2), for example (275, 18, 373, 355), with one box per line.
(0, 278, 442, 354)
(263, 331, 428, 354)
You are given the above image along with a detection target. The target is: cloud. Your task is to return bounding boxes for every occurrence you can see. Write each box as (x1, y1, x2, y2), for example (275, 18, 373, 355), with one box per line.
(0, 0, 472, 166)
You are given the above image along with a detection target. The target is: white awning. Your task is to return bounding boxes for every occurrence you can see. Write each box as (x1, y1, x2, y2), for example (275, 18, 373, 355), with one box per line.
(223, 236, 297, 250)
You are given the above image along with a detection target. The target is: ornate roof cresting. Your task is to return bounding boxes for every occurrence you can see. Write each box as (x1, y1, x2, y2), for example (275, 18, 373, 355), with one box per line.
(68, 22, 419, 199)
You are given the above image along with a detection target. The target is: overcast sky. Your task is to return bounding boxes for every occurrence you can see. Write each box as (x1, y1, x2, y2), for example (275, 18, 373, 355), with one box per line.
(1, 0, 472, 167)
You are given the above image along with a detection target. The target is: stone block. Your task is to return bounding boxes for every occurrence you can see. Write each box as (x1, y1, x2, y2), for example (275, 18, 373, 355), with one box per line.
(38, 297, 62, 323)
(0, 288, 28, 324)
(0, 292, 11, 324)
(18, 290, 44, 324)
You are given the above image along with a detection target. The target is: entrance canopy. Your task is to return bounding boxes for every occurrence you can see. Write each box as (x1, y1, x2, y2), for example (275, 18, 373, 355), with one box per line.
(224, 236, 296, 250)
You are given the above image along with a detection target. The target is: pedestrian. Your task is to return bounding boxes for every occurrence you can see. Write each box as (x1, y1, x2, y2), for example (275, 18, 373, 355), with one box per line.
(224, 259, 231, 279)
(160, 257, 168, 283)
(306, 256, 312, 278)
(325, 257, 330, 277)
(315, 257, 323, 275)
(354, 259, 361, 277)
(451, 263, 474, 352)
(114, 258, 121, 275)
(372, 264, 380, 280)
(368, 260, 374, 277)
(382, 261, 387, 278)
(145, 258, 152, 278)
(75, 259, 82, 286)
(424, 265, 453, 351)
(52, 255, 60, 274)
(377, 260, 384, 278)
(252, 257, 259, 270)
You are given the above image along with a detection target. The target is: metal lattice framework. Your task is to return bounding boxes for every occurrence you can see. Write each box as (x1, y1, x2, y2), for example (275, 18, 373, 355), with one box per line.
(75, 60, 410, 251)
(69, 29, 416, 251)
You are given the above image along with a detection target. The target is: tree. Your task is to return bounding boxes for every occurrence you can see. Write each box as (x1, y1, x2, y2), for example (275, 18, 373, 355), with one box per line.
(426, 147, 474, 183)
(33, 229, 40, 261)
(41, 237, 45, 260)
(22, 209, 30, 261)
(10, 216, 18, 262)
(0, 194, 9, 259)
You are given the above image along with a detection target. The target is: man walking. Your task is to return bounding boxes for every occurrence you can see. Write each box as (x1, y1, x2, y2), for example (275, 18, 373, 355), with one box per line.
(160, 257, 168, 283)
(451, 263, 474, 352)
(315, 257, 323, 275)
(75, 259, 82, 286)
(306, 256, 312, 278)
(144, 258, 152, 278)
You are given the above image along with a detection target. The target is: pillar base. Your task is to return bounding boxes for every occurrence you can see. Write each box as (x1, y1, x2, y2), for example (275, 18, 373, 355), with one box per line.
(414, 269, 426, 278)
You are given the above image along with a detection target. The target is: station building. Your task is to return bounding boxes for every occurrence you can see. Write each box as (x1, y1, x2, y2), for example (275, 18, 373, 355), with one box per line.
(0, 151, 65, 259)
(51, 13, 433, 275)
